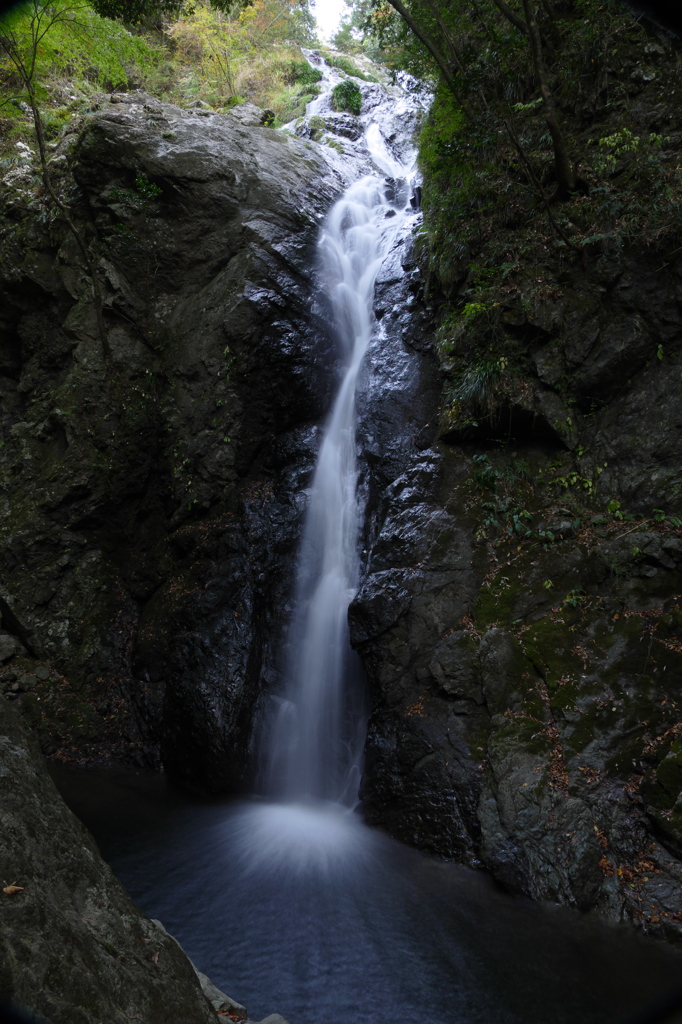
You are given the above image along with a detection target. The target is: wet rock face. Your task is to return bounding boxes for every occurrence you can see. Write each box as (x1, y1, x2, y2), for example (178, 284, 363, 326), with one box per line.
(351, 451, 484, 862)
(0, 696, 218, 1024)
(0, 96, 344, 788)
(351, 246, 682, 942)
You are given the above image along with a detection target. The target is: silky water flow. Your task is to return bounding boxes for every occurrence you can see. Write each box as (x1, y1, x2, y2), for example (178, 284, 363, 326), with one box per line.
(261, 169, 412, 808)
(51, 59, 682, 1024)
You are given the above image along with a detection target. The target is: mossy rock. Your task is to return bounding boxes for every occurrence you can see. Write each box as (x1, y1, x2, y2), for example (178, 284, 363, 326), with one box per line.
(19, 677, 107, 754)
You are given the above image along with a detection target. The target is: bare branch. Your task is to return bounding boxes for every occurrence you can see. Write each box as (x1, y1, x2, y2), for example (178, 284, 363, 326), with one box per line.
(3, 0, 112, 361)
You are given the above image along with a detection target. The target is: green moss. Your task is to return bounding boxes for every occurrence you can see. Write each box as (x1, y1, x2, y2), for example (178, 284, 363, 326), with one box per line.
(473, 579, 518, 627)
(307, 114, 325, 140)
(492, 712, 552, 760)
(521, 618, 584, 682)
(322, 135, 344, 154)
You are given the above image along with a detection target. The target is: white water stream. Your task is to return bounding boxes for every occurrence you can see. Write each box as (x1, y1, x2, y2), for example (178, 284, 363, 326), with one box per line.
(263, 178, 413, 805)
(255, 57, 421, 821)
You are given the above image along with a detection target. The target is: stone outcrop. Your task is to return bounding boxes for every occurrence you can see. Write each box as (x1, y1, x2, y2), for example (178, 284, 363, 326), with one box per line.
(0, 695, 219, 1024)
(0, 93, 346, 790)
(227, 101, 276, 127)
(0, 92, 349, 1021)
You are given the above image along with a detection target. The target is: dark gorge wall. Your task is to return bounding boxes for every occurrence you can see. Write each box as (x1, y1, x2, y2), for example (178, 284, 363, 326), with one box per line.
(352, 266, 682, 935)
(0, 695, 220, 1024)
(0, 95, 346, 791)
(350, 23, 682, 941)
(1, 92, 364, 1024)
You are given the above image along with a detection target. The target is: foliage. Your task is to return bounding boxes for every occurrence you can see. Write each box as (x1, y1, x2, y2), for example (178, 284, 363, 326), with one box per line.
(445, 358, 504, 421)
(588, 128, 668, 174)
(322, 51, 374, 81)
(0, 0, 162, 103)
(330, 77, 361, 114)
(331, 0, 386, 60)
(331, 20, 361, 54)
(284, 57, 322, 85)
(356, 0, 434, 80)
(348, 0, 682, 262)
(0, 0, 318, 138)
(161, 0, 317, 116)
(89, 0, 252, 23)
(390, 0, 682, 331)
(110, 174, 163, 207)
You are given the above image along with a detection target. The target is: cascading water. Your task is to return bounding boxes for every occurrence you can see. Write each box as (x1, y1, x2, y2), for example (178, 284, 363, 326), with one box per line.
(263, 176, 414, 807)
(251, 59, 421, 824)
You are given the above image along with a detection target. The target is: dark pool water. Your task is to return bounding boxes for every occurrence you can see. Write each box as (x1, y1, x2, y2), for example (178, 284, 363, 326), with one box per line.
(51, 765, 682, 1024)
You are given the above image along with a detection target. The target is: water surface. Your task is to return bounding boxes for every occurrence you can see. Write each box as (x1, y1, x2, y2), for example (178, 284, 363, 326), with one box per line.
(52, 765, 682, 1024)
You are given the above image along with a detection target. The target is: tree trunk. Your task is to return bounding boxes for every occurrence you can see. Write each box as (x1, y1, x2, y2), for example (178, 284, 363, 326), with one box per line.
(502, 117, 584, 260)
(520, 0, 576, 198)
(490, 0, 528, 35)
(423, 0, 465, 73)
(383, 0, 458, 93)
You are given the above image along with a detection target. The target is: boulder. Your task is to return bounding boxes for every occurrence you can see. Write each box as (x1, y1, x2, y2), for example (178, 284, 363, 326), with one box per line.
(228, 102, 274, 127)
(0, 696, 218, 1024)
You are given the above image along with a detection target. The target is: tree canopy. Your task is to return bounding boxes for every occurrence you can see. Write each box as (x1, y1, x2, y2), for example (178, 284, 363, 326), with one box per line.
(89, 0, 251, 24)
(352, 0, 609, 199)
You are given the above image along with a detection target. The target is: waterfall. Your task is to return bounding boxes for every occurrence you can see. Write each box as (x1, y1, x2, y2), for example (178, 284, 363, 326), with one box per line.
(54, 54, 682, 1024)
(255, 58, 421, 817)
(263, 177, 412, 805)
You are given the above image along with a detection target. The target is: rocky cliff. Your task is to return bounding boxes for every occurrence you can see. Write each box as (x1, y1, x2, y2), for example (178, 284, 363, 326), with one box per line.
(0, 90, 355, 1022)
(349, 16, 682, 943)
(0, 93, 346, 793)
(0, 694, 221, 1024)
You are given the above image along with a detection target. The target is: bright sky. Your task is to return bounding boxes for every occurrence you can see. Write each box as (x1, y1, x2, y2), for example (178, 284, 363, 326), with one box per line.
(313, 0, 346, 41)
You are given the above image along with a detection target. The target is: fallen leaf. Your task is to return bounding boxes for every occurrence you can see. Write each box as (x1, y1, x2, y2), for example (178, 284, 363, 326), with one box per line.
(3, 886, 25, 895)
(151, 952, 159, 965)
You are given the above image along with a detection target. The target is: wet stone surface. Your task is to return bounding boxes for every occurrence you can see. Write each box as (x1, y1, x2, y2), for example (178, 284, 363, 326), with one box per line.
(350, 242, 682, 941)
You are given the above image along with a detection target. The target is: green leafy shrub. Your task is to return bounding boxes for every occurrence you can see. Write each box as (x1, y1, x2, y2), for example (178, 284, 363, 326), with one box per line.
(135, 174, 162, 200)
(41, 107, 71, 138)
(446, 357, 506, 419)
(0, 0, 162, 160)
(0, 0, 161, 93)
(284, 60, 322, 86)
(331, 79, 362, 115)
